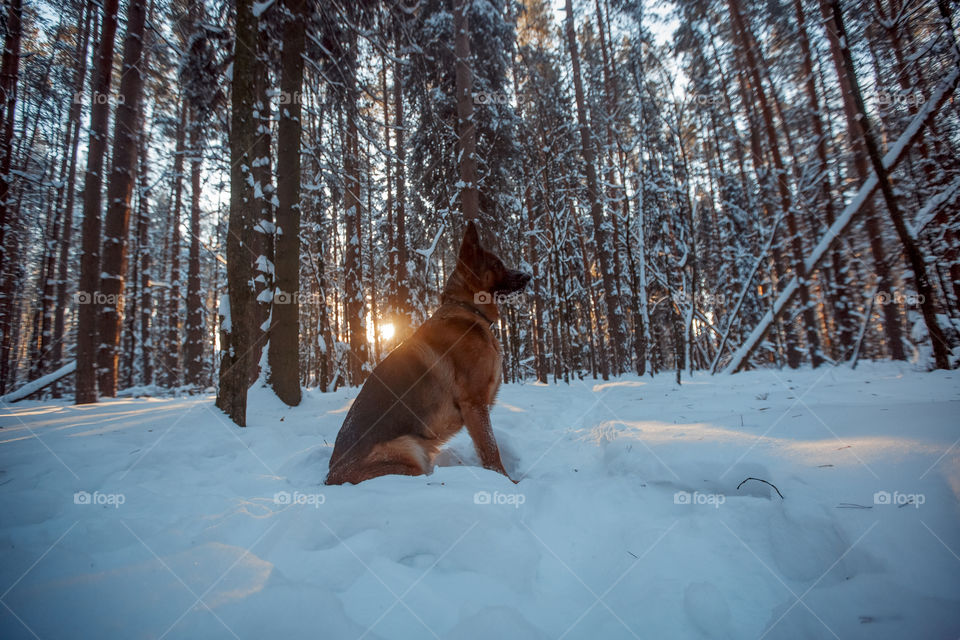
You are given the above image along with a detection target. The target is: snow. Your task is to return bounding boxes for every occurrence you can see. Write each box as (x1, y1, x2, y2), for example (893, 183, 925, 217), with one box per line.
(218, 293, 231, 332)
(1, 363, 958, 638)
(413, 224, 446, 261)
(251, 0, 275, 17)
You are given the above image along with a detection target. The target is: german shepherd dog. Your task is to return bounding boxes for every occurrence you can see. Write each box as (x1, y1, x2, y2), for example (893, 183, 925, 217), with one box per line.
(325, 222, 531, 485)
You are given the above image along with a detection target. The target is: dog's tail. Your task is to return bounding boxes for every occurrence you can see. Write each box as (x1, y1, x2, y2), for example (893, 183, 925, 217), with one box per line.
(326, 435, 431, 485)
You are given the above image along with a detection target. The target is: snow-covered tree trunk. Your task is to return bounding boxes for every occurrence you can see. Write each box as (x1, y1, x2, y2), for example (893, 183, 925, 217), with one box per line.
(75, 0, 120, 404)
(97, 0, 146, 397)
(817, 0, 906, 362)
(268, 0, 305, 406)
(827, 0, 950, 370)
(217, 0, 259, 426)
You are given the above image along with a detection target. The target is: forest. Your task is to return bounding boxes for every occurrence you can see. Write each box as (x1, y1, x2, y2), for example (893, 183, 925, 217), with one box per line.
(0, 0, 958, 421)
(2, 0, 960, 635)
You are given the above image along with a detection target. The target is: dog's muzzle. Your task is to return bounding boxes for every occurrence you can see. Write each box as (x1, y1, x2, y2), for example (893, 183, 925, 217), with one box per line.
(504, 270, 532, 293)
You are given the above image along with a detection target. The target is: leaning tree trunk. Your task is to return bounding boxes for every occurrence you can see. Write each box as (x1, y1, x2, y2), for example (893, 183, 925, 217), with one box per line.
(97, 0, 146, 397)
(792, 0, 854, 359)
(828, 0, 950, 370)
(817, 0, 906, 361)
(268, 0, 305, 406)
(75, 0, 121, 404)
(728, 0, 823, 368)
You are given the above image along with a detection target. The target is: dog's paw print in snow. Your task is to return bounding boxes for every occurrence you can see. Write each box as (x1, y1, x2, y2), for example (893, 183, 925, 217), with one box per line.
(684, 581, 733, 639)
(767, 503, 873, 584)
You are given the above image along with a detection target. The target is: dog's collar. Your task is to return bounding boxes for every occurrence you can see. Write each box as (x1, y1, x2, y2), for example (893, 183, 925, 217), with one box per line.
(440, 297, 496, 327)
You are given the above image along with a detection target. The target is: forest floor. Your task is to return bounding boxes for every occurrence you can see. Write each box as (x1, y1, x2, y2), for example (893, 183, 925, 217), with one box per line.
(1, 362, 958, 639)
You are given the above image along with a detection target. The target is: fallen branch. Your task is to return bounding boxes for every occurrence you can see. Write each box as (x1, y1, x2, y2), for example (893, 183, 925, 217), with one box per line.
(722, 68, 960, 374)
(0, 361, 77, 404)
(737, 476, 785, 499)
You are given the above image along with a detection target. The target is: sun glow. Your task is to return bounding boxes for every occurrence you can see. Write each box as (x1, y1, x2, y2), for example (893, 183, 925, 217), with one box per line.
(380, 323, 396, 341)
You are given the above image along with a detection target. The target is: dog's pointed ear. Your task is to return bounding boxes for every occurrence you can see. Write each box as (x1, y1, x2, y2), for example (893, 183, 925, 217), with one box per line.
(459, 220, 480, 261)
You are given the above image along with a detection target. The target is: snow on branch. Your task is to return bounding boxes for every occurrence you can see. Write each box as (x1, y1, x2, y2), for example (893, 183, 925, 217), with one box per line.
(722, 68, 960, 374)
(0, 361, 77, 404)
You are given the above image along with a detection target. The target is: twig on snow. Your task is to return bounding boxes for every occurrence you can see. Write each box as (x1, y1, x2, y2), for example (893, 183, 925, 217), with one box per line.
(737, 477, 784, 499)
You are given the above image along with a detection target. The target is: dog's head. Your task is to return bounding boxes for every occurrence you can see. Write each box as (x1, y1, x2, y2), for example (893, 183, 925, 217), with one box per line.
(452, 221, 532, 305)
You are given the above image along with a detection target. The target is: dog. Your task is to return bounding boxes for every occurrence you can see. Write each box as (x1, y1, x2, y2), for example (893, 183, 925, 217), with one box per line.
(325, 221, 531, 485)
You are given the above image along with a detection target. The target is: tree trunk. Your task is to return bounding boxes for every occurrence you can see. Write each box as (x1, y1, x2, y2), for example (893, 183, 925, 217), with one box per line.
(136, 100, 153, 386)
(728, 0, 823, 368)
(97, 0, 146, 397)
(0, 0, 23, 393)
(183, 107, 205, 386)
(164, 102, 187, 387)
(217, 0, 258, 426)
(817, 0, 906, 361)
(392, 24, 410, 338)
(268, 0, 305, 405)
(343, 30, 367, 386)
(454, 0, 479, 224)
(0, 0, 22, 262)
(75, 0, 120, 404)
(827, 0, 950, 369)
(792, 0, 854, 359)
(249, 19, 274, 383)
(51, 1, 93, 397)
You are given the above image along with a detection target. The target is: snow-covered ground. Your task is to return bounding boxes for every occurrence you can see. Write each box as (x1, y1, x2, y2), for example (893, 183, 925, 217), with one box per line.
(1, 362, 958, 639)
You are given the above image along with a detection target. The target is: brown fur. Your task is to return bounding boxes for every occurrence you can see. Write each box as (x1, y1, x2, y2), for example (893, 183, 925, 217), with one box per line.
(325, 222, 531, 485)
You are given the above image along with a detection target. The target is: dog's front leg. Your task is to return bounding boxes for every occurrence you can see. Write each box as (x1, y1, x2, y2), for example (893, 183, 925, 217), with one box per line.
(461, 402, 513, 481)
